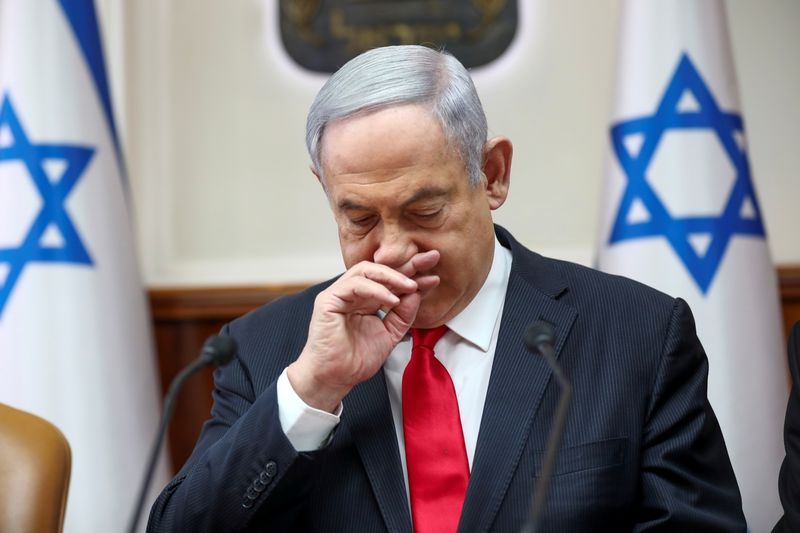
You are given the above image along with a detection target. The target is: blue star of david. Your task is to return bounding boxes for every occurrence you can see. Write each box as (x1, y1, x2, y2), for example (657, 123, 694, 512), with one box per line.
(608, 53, 765, 293)
(0, 93, 94, 317)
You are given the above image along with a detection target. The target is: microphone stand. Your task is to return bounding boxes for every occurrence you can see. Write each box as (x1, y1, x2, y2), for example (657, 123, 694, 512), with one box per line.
(520, 322, 572, 533)
(126, 335, 237, 533)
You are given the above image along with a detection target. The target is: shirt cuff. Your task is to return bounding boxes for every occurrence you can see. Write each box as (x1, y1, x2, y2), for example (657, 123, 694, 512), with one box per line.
(276, 367, 342, 452)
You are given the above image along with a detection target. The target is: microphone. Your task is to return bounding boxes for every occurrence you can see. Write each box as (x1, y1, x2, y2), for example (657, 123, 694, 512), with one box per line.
(200, 334, 237, 366)
(127, 335, 238, 533)
(520, 321, 572, 533)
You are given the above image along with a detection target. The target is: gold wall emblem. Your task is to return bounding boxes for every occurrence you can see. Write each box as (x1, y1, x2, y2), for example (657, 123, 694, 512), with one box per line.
(279, 0, 518, 72)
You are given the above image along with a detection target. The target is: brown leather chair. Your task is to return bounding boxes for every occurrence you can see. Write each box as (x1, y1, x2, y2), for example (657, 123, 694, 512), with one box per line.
(0, 403, 71, 533)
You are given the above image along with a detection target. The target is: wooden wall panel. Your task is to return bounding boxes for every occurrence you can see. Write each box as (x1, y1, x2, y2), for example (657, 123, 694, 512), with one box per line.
(780, 267, 800, 336)
(150, 286, 305, 473)
(149, 267, 800, 475)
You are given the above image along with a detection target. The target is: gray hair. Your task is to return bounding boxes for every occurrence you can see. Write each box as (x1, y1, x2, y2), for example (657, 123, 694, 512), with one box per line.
(305, 45, 488, 186)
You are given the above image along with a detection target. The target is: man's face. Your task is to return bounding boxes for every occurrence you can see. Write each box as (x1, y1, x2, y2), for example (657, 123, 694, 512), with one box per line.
(318, 104, 507, 328)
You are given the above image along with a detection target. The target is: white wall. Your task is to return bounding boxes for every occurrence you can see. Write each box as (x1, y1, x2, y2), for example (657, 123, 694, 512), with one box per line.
(97, 0, 800, 287)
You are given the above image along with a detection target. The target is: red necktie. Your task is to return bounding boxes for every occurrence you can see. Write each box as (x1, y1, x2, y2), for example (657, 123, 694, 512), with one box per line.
(402, 326, 470, 533)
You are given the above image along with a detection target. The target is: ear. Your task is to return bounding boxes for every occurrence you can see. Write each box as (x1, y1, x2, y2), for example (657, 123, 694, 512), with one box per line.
(481, 136, 512, 210)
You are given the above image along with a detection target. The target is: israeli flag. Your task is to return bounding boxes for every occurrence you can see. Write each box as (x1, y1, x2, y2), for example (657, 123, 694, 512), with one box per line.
(596, 0, 788, 529)
(0, 1, 167, 531)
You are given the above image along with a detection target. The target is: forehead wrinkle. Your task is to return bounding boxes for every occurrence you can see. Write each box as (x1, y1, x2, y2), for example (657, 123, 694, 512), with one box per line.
(321, 106, 452, 178)
(335, 184, 450, 213)
(328, 165, 417, 185)
(330, 171, 408, 211)
(400, 186, 450, 208)
(337, 198, 371, 212)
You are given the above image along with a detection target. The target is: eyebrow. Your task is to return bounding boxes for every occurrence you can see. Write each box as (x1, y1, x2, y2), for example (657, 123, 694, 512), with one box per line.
(401, 187, 449, 208)
(336, 186, 450, 212)
(337, 199, 370, 212)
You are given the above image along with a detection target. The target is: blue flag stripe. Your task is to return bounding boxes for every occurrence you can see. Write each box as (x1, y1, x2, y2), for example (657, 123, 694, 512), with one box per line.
(56, 0, 126, 179)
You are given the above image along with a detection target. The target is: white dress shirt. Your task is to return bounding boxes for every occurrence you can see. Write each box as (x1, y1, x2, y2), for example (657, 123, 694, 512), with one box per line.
(277, 238, 512, 497)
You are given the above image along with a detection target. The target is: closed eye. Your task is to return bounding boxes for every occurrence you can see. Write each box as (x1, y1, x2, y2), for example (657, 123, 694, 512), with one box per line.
(408, 208, 445, 227)
(412, 210, 441, 218)
(350, 215, 376, 226)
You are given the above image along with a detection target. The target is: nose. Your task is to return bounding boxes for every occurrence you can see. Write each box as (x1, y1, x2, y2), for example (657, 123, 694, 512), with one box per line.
(372, 222, 417, 269)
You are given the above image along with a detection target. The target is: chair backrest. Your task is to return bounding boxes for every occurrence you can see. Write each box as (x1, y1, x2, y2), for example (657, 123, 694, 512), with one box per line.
(0, 403, 71, 533)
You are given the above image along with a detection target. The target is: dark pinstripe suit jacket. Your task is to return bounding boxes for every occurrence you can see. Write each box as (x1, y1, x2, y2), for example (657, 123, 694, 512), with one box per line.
(775, 321, 800, 532)
(148, 226, 746, 532)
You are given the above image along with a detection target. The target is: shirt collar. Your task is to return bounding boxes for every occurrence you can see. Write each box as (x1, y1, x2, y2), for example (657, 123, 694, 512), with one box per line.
(446, 237, 512, 352)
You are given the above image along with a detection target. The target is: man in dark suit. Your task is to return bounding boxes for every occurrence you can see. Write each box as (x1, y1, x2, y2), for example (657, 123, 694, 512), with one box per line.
(775, 321, 800, 532)
(148, 45, 745, 532)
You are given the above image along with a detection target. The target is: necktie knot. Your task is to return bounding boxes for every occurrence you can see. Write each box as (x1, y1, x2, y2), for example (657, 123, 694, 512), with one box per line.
(411, 325, 448, 350)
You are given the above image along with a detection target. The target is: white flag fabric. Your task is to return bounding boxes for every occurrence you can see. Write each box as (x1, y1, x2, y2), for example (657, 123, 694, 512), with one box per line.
(0, 1, 167, 531)
(596, 1, 788, 530)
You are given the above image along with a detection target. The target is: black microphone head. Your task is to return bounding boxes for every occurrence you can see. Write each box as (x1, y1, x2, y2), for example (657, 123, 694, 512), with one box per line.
(200, 335, 238, 367)
(524, 320, 556, 353)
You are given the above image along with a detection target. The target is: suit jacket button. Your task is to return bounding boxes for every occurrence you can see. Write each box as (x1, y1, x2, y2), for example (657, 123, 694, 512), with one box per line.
(242, 500, 253, 509)
(265, 461, 277, 477)
(259, 471, 272, 485)
(245, 486, 258, 500)
(253, 478, 266, 493)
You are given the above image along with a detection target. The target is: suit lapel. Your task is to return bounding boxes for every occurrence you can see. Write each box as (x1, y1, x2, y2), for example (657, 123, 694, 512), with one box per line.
(458, 228, 577, 532)
(345, 369, 412, 533)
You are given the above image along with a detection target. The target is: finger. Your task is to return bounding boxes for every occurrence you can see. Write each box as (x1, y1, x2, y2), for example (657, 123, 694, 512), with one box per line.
(395, 250, 441, 278)
(410, 250, 440, 273)
(382, 292, 422, 342)
(345, 261, 418, 294)
(414, 274, 440, 293)
(323, 277, 402, 315)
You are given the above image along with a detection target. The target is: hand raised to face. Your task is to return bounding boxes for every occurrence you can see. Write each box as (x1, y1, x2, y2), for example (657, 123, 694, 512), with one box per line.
(287, 250, 440, 413)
